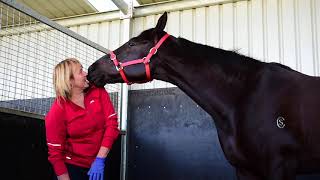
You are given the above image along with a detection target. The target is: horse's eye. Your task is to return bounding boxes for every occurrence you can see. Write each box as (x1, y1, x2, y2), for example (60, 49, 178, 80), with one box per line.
(128, 42, 135, 47)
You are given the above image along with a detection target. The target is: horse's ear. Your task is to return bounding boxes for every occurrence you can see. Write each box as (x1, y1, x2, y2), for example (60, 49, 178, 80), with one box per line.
(155, 12, 167, 32)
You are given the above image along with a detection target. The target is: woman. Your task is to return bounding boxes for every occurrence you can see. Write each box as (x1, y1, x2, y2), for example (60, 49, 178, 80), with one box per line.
(45, 58, 119, 180)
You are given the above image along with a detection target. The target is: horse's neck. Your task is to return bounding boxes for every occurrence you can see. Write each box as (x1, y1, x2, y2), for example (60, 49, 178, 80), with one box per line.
(154, 38, 263, 126)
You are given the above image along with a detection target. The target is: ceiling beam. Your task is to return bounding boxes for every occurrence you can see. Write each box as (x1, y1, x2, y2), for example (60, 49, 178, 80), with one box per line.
(135, 0, 143, 4)
(111, 0, 129, 15)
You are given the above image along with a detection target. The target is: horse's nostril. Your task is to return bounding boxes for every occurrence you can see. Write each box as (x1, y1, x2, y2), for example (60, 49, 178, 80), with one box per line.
(88, 65, 93, 73)
(87, 66, 94, 76)
(87, 71, 93, 81)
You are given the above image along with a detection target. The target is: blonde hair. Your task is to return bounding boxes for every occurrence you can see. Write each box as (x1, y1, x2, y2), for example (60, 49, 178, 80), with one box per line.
(53, 58, 81, 101)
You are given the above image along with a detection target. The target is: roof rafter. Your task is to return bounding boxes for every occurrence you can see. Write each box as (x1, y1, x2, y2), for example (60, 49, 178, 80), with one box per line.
(111, 0, 129, 15)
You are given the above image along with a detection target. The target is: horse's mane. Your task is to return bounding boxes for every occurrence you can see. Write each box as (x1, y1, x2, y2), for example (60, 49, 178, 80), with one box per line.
(176, 37, 259, 63)
(176, 37, 294, 72)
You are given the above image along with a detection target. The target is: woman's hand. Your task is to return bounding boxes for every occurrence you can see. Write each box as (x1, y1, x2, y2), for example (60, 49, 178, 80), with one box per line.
(57, 173, 70, 180)
(87, 157, 106, 180)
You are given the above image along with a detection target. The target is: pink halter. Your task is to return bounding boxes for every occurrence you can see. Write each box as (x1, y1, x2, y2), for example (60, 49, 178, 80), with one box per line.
(109, 33, 170, 85)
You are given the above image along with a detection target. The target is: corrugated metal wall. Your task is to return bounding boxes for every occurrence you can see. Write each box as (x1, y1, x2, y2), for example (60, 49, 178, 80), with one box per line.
(69, 20, 125, 51)
(65, 0, 320, 90)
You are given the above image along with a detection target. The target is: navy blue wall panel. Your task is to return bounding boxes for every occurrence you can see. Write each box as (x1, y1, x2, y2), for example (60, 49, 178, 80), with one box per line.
(127, 88, 236, 180)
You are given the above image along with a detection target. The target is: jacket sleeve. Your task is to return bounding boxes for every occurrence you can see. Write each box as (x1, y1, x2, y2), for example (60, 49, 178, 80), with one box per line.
(45, 100, 68, 176)
(100, 88, 120, 149)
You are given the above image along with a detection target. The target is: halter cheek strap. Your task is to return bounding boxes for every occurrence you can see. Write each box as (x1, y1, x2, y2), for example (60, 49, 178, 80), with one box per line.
(110, 33, 170, 85)
(110, 51, 130, 84)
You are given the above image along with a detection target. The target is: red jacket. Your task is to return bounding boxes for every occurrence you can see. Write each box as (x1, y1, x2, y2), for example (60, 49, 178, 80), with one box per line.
(45, 87, 119, 176)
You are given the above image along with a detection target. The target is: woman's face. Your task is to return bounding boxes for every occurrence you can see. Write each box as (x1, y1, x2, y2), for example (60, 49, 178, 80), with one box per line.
(71, 63, 89, 90)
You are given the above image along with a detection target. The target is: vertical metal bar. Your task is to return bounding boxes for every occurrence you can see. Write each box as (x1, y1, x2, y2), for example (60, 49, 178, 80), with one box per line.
(12, 7, 18, 102)
(0, 3, 3, 103)
(120, 14, 132, 180)
(3, 5, 9, 103)
(22, 12, 27, 110)
(0, 3, 2, 30)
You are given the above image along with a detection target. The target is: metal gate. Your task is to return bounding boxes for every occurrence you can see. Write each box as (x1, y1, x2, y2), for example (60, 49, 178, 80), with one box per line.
(0, 0, 121, 117)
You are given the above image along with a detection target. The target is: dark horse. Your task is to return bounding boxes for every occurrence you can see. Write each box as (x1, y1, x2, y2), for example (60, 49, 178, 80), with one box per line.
(87, 12, 320, 180)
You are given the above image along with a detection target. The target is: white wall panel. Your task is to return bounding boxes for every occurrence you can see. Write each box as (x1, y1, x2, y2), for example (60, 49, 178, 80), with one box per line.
(88, 24, 99, 46)
(235, 1, 249, 56)
(110, 20, 122, 49)
(250, 0, 265, 61)
(180, 9, 194, 41)
(222, 3, 234, 50)
(207, 6, 220, 48)
(195, 7, 206, 45)
(132, 17, 144, 38)
(167, 11, 180, 37)
(297, 0, 314, 75)
(97, 22, 110, 48)
(316, 0, 320, 75)
(311, 0, 320, 74)
(145, 15, 156, 29)
(265, 0, 280, 63)
(87, 24, 101, 59)
(281, 0, 297, 70)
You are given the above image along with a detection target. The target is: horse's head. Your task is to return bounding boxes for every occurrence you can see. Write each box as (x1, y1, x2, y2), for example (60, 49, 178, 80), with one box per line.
(87, 12, 169, 87)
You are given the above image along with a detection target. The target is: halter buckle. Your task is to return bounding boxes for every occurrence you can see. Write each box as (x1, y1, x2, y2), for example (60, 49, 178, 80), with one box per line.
(143, 57, 150, 64)
(110, 53, 116, 61)
(115, 62, 123, 71)
(149, 47, 157, 55)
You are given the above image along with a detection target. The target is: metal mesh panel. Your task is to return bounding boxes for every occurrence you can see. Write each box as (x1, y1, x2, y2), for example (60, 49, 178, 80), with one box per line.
(0, 2, 121, 116)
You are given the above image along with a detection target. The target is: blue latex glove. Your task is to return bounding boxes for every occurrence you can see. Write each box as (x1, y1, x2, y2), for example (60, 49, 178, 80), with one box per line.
(88, 157, 106, 180)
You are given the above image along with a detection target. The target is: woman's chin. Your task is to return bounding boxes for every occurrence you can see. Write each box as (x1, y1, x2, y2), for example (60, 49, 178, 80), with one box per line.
(83, 81, 89, 89)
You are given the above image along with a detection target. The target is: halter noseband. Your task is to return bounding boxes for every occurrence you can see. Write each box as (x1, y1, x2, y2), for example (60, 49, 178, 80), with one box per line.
(109, 33, 170, 85)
